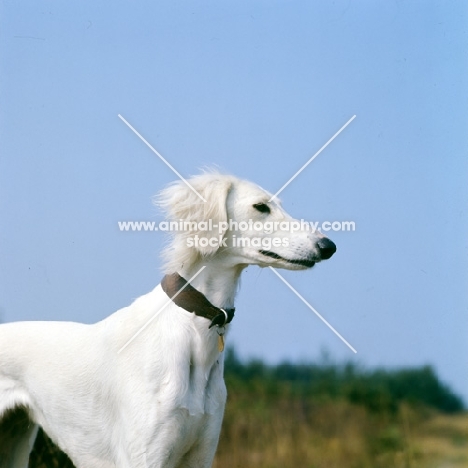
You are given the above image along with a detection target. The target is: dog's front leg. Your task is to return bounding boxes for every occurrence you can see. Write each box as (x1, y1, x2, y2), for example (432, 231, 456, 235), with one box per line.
(175, 410, 225, 468)
(174, 365, 227, 468)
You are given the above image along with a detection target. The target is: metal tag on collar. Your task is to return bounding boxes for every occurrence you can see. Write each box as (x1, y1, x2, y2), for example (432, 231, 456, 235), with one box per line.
(216, 309, 228, 352)
(217, 326, 225, 352)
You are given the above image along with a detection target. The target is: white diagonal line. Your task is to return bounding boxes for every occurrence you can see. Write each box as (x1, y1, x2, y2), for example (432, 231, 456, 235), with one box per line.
(268, 267, 357, 354)
(269, 115, 356, 202)
(117, 266, 206, 354)
(118, 114, 207, 202)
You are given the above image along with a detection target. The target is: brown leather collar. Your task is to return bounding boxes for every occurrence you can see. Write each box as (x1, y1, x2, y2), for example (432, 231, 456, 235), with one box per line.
(161, 273, 235, 328)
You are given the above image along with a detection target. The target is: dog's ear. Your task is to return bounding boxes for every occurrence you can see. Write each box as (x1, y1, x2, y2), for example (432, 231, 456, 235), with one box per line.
(156, 174, 233, 256)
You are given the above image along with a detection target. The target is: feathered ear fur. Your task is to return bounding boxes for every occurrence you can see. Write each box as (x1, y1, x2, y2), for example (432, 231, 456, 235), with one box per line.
(155, 173, 234, 273)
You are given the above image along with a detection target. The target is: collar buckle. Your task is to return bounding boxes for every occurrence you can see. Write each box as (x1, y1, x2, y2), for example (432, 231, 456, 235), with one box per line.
(209, 308, 229, 329)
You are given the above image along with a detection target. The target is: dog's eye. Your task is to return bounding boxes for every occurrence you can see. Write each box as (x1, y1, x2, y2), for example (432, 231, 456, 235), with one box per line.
(253, 203, 270, 214)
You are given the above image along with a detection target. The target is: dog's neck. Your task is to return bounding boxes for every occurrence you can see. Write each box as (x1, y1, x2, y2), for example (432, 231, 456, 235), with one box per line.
(177, 259, 245, 310)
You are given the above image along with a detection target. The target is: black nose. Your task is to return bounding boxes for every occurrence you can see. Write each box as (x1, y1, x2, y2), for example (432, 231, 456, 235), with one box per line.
(317, 238, 336, 260)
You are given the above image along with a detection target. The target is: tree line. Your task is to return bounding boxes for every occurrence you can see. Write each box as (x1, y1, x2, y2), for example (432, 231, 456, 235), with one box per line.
(224, 347, 464, 414)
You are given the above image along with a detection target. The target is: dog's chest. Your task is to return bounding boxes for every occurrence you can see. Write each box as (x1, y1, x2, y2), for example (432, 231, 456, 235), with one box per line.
(187, 355, 225, 415)
(141, 350, 227, 465)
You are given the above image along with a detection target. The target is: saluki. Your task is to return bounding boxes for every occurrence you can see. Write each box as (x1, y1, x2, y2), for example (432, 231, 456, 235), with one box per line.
(0, 172, 336, 468)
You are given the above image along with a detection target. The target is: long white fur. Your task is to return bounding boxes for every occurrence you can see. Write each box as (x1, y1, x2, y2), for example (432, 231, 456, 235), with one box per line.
(0, 172, 334, 468)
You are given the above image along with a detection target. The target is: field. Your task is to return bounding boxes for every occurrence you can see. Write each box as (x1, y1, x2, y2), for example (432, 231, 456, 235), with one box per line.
(214, 393, 468, 468)
(29, 348, 467, 467)
(213, 349, 468, 468)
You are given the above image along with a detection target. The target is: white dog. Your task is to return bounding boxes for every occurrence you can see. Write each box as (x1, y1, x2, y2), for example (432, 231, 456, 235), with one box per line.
(0, 173, 336, 468)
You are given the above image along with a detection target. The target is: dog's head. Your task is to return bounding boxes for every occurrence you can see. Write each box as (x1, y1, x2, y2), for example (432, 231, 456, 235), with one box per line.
(156, 172, 336, 273)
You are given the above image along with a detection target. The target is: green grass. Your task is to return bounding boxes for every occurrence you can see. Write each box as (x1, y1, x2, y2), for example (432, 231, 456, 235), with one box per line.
(212, 349, 467, 468)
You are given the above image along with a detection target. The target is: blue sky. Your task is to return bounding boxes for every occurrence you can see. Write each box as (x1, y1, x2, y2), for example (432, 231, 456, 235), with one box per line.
(1, 1, 467, 403)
